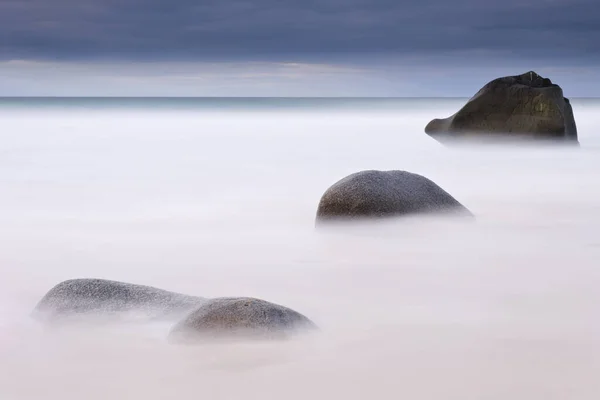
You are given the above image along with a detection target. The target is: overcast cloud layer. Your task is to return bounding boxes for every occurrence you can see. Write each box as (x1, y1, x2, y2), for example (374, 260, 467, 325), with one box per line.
(1, 0, 599, 96)
(2, 0, 599, 62)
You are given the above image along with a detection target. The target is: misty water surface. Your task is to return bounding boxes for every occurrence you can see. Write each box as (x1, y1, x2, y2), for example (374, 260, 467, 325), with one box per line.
(0, 99, 599, 399)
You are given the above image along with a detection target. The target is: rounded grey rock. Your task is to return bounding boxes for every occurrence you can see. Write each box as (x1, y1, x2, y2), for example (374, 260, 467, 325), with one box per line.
(425, 71, 578, 144)
(32, 278, 206, 324)
(315, 170, 472, 225)
(168, 297, 318, 343)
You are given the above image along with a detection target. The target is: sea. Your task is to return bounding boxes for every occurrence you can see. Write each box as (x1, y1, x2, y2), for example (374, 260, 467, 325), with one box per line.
(0, 97, 599, 399)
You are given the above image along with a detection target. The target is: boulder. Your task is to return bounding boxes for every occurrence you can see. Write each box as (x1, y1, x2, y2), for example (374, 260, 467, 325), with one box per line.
(425, 71, 578, 144)
(315, 170, 471, 225)
(168, 297, 317, 343)
(32, 278, 205, 324)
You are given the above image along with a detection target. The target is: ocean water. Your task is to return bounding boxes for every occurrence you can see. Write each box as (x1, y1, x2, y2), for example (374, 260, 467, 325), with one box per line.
(1, 97, 599, 399)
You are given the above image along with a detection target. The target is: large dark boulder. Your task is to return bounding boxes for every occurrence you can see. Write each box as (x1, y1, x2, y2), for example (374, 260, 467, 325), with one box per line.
(32, 278, 206, 324)
(168, 297, 317, 343)
(425, 71, 578, 144)
(315, 170, 471, 225)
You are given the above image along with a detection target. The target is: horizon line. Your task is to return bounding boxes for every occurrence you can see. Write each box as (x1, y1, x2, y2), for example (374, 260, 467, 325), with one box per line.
(1, 96, 599, 99)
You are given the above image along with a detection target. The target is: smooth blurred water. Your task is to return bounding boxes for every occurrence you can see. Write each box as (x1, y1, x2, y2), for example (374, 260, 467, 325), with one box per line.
(1, 98, 599, 399)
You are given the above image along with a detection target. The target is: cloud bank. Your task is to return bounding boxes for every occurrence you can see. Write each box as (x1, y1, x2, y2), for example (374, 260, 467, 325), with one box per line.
(2, 0, 598, 62)
(1, 0, 598, 96)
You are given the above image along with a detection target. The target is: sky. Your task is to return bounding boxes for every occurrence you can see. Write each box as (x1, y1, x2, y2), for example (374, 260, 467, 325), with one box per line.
(1, 0, 599, 96)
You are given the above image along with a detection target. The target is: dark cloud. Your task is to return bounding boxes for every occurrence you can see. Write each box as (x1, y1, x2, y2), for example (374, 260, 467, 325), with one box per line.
(1, 0, 599, 62)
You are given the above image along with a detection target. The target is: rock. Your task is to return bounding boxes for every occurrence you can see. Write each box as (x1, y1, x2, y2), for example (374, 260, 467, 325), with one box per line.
(32, 278, 205, 324)
(168, 297, 317, 343)
(315, 170, 471, 225)
(425, 71, 578, 144)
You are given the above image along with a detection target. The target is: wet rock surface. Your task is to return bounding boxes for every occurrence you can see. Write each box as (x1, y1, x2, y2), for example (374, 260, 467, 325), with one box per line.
(425, 71, 578, 144)
(32, 278, 206, 324)
(315, 170, 472, 225)
(168, 297, 318, 343)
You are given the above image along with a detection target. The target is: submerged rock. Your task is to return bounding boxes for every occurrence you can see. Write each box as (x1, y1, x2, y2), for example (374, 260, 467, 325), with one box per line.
(425, 71, 578, 144)
(168, 297, 317, 343)
(315, 170, 471, 225)
(32, 278, 205, 324)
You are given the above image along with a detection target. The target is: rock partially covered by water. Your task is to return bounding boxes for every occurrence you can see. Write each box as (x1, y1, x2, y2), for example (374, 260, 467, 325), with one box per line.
(168, 297, 317, 343)
(315, 170, 471, 225)
(425, 71, 578, 144)
(32, 278, 205, 324)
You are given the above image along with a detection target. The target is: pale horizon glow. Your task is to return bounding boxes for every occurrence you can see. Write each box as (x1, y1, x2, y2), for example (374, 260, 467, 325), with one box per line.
(1, 57, 599, 97)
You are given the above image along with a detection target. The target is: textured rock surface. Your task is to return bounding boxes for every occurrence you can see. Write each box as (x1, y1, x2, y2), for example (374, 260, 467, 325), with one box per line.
(315, 170, 471, 225)
(168, 297, 317, 343)
(32, 278, 205, 323)
(425, 71, 578, 144)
